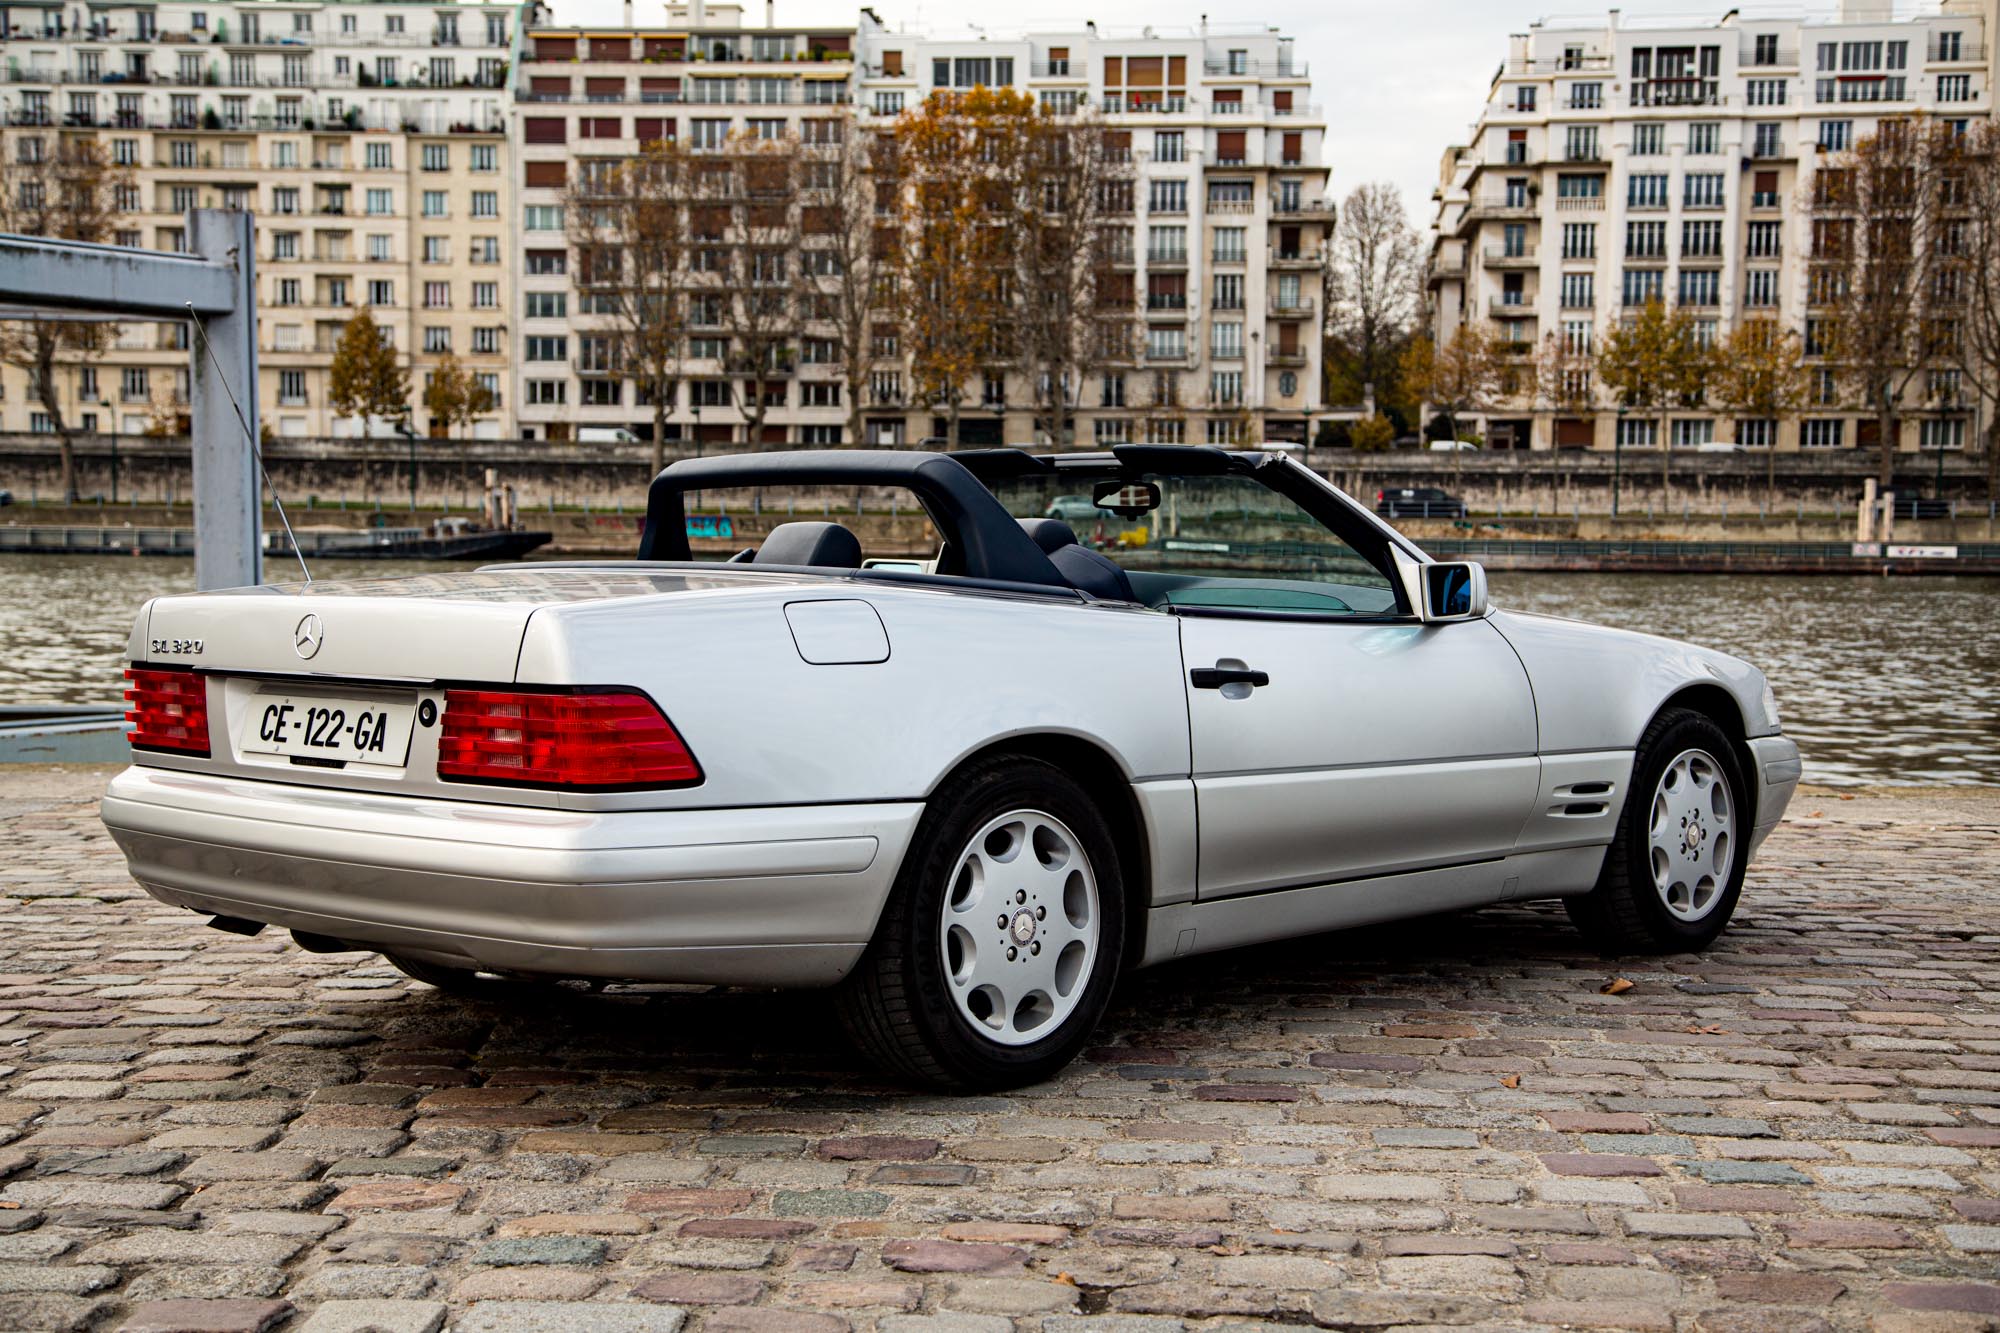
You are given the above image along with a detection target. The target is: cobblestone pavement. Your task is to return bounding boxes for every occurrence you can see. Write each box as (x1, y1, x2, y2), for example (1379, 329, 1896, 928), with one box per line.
(1, 769, 1998, 1332)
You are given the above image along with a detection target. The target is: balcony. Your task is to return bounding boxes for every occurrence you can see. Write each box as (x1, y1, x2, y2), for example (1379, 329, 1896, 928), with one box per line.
(1428, 254, 1466, 282)
(1928, 39, 1984, 63)
(1144, 345, 1191, 365)
(1484, 244, 1538, 267)
(1269, 293, 1315, 318)
(1561, 145, 1605, 164)
(1751, 190, 1781, 210)
(1267, 348, 1308, 367)
(1555, 194, 1604, 213)
(1488, 294, 1536, 316)
(1147, 249, 1189, 268)
(1469, 194, 1538, 220)
(1103, 95, 1189, 115)
(1267, 245, 1320, 268)
(1270, 195, 1335, 220)
(1749, 138, 1789, 160)
(1630, 78, 1719, 107)
(1742, 46, 1799, 69)
(1202, 57, 1307, 77)
(1146, 294, 1188, 312)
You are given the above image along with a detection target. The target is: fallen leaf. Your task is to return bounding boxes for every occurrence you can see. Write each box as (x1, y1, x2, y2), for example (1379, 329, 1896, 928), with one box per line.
(1840, 794, 1856, 801)
(1499, 1074, 1520, 1089)
(0, 1202, 18, 1210)
(1808, 810, 1823, 818)
(1687, 1024, 1727, 1035)
(1052, 1272, 1078, 1287)
(1209, 1244, 1247, 1256)
(1601, 978, 1635, 995)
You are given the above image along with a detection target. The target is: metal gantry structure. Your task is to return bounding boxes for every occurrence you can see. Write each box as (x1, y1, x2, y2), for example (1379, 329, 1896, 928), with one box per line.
(0, 209, 260, 590)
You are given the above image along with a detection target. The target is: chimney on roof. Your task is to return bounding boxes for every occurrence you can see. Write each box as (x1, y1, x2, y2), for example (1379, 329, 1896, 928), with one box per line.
(766, 0, 774, 27)
(691, 0, 708, 29)
(1608, 8, 1620, 29)
(622, 0, 632, 25)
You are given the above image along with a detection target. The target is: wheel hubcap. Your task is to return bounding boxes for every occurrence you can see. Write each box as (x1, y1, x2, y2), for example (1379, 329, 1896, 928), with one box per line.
(1647, 748, 1735, 922)
(938, 808, 1100, 1047)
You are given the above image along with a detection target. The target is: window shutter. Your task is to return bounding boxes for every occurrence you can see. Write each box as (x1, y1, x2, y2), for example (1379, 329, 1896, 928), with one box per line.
(588, 37, 631, 61)
(634, 117, 669, 144)
(1217, 130, 1246, 161)
(534, 37, 576, 60)
(529, 76, 569, 96)
(1282, 132, 1302, 163)
(586, 77, 623, 97)
(523, 160, 567, 187)
(1274, 89, 1293, 111)
(524, 117, 567, 144)
(882, 50, 903, 75)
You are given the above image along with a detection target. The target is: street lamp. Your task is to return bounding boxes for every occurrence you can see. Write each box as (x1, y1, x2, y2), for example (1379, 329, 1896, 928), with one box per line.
(1613, 404, 1626, 519)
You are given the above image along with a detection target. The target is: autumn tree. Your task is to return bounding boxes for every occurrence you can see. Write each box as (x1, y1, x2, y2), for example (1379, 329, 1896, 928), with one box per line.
(892, 88, 1030, 447)
(1710, 319, 1808, 489)
(422, 352, 495, 439)
(1012, 108, 1135, 448)
(1596, 297, 1710, 482)
(803, 111, 892, 446)
(327, 309, 409, 435)
(1325, 182, 1424, 427)
(0, 132, 131, 502)
(564, 145, 693, 475)
(1533, 330, 1595, 419)
(1945, 120, 2000, 502)
(1808, 117, 1961, 488)
(1400, 324, 1499, 448)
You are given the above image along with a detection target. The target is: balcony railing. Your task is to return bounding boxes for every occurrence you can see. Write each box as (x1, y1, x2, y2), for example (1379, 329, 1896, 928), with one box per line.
(1631, 78, 1719, 107)
(1269, 294, 1315, 317)
(1555, 195, 1604, 212)
(1484, 244, 1538, 264)
(1489, 294, 1536, 315)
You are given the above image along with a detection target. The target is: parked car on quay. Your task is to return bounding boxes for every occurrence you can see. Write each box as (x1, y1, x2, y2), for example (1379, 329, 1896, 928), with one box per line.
(1044, 493, 1117, 524)
(1377, 486, 1469, 519)
(101, 446, 1799, 1090)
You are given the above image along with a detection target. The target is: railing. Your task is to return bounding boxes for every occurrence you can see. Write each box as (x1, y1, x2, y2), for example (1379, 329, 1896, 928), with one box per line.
(1103, 95, 1189, 115)
(1202, 57, 1305, 77)
(1472, 195, 1538, 216)
(1270, 294, 1315, 317)
(1488, 294, 1536, 314)
(1555, 195, 1604, 212)
(1928, 39, 1985, 63)
(1631, 78, 1719, 107)
(1741, 46, 1799, 68)
(1484, 244, 1538, 263)
(1146, 249, 1189, 266)
(1268, 245, 1320, 266)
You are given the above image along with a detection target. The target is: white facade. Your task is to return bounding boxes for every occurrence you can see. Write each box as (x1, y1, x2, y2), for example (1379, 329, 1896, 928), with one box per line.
(853, 14, 1332, 446)
(1429, 0, 1994, 452)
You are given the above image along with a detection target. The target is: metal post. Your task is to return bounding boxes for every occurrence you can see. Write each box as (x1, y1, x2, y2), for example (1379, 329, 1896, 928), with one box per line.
(188, 210, 260, 590)
(1612, 408, 1625, 519)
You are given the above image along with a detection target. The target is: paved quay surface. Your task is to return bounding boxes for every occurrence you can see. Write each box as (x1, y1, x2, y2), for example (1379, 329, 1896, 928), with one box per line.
(0, 768, 1997, 1332)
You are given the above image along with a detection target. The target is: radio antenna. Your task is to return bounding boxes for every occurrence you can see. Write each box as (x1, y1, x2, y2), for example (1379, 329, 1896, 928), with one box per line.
(186, 302, 312, 584)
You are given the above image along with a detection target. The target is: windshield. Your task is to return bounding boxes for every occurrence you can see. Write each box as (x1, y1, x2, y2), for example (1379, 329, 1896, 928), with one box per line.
(987, 470, 1401, 617)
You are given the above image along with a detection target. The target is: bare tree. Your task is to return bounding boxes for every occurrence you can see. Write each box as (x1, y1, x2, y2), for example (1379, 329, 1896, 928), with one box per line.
(1595, 297, 1711, 487)
(0, 132, 130, 502)
(1809, 118, 1960, 488)
(803, 111, 892, 446)
(697, 133, 807, 448)
(1325, 182, 1422, 421)
(564, 145, 693, 476)
(1012, 109, 1135, 448)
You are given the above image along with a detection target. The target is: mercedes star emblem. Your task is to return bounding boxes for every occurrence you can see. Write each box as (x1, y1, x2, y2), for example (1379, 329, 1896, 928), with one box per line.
(293, 613, 324, 660)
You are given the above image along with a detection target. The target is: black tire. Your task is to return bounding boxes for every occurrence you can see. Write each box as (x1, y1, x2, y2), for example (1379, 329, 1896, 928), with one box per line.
(1566, 708, 1749, 955)
(835, 755, 1127, 1091)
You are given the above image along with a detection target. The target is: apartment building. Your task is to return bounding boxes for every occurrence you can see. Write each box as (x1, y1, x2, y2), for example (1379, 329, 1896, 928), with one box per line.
(1428, 0, 1993, 453)
(0, 0, 519, 440)
(508, 6, 1331, 448)
(851, 14, 1331, 447)
(511, 1, 856, 446)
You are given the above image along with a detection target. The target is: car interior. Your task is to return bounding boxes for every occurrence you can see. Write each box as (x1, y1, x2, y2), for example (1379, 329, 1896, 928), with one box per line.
(707, 473, 1401, 619)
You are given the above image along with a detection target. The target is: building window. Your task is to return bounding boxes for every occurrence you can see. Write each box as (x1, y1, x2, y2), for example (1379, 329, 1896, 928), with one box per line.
(1627, 173, 1668, 209)
(526, 379, 566, 405)
(1683, 173, 1724, 208)
(1818, 120, 1851, 152)
(1211, 322, 1242, 359)
(1621, 269, 1664, 306)
(1801, 418, 1844, 448)
(1632, 123, 1663, 156)
(1746, 78, 1786, 106)
(1737, 418, 1776, 448)
(1154, 131, 1185, 163)
(525, 336, 568, 362)
(1744, 269, 1779, 307)
(1921, 418, 1966, 450)
(1568, 82, 1602, 110)
(423, 328, 451, 354)
(1560, 272, 1595, 308)
(1939, 74, 1972, 103)
(525, 205, 564, 231)
(422, 190, 448, 218)
(1209, 371, 1242, 406)
(366, 189, 394, 216)
(1682, 219, 1723, 257)
(1687, 122, 1720, 154)
(1616, 418, 1657, 448)
(1671, 418, 1713, 448)
(368, 280, 394, 305)
(874, 92, 903, 116)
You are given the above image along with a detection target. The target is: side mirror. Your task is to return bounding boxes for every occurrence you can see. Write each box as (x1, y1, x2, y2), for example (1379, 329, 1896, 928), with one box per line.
(1421, 561, 1488, 621)
(1092, 479, 1162, 519)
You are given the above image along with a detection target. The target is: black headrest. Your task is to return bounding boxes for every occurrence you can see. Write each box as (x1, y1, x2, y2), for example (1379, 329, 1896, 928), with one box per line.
(1018, 518, 1080, 554)
(753, 521, 863, 569)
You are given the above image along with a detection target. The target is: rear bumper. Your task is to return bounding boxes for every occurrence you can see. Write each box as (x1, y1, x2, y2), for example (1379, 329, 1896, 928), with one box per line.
(100, 765, 923, 986)
(1747, 734, 1802, 859)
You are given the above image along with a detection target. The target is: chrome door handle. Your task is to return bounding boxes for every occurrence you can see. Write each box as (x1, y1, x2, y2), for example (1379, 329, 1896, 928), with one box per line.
(1190, 666, 1269, 689)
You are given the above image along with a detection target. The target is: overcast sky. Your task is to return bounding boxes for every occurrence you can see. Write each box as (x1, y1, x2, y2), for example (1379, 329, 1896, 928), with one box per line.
(555, 1, 1924, 228)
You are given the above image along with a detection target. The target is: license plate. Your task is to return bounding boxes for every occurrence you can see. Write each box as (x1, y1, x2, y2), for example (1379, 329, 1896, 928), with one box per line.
(242, 691, 418, 767)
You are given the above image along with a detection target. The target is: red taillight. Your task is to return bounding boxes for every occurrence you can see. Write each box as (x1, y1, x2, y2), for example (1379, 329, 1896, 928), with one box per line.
(124, 667, 211, 756)
(437, 689, 702, 790)
(1376, 490, 1385, 502)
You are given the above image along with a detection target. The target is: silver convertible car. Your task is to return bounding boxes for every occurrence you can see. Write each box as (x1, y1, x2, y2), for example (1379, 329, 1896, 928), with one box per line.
(102, 447, 1800, 1089)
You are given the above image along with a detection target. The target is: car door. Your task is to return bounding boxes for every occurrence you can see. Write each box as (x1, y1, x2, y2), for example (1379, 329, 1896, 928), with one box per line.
(1180, 610, 1540, 901)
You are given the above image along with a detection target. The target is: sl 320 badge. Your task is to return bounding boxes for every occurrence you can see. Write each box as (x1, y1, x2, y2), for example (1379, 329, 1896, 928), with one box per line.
(149, 638, 204, 656)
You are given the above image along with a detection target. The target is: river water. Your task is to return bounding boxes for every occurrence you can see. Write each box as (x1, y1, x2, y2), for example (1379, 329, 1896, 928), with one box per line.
(1, 555, 1994, 787)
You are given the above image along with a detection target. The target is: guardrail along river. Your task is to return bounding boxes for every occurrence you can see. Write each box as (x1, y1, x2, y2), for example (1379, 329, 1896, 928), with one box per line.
(0, 556, 1992, 786)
